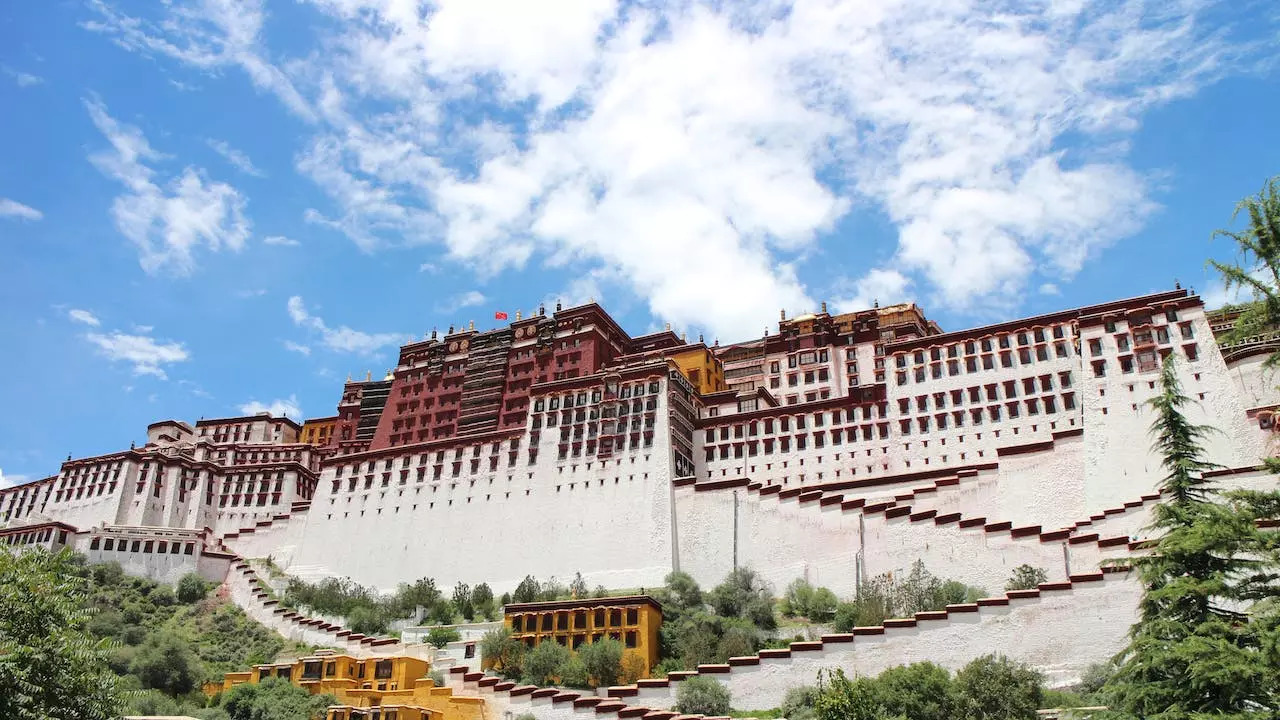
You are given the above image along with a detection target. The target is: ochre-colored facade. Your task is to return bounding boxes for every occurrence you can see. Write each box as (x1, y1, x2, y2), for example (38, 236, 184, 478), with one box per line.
(670, 346, 728, 395)
(300, 416, 339, 446)
(503, 595, 662, 679)
(207, 653, 486, 720)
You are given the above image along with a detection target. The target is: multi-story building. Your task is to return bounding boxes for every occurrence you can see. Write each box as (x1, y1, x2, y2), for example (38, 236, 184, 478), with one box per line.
(503, 595, 663, 678)
(3, 287, 1278, 694)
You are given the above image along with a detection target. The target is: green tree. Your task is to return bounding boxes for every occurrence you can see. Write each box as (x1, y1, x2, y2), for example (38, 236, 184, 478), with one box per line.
(480, 627, 526, 680)
(875, 662, 958, 720)
(569, 572, 588, 599)
(347, 605, 389, 636)
(559, 655, 589, 688)
(1004, 565, 1048, 592)
(522, 640, 571, 686)
(394, 577, 441, 617)
(131, 633, 202, 695)
(954, 654, 1042, 720)
(707, 567, 776, 630)
(814, 668, 880, 720)
(782, 578, 816, 618)
(1103, 354, 1280, 717)
(426, 626, 461, 649)
(578, 637, 624, 688)
(452, 582, 474, 621)
(674, 675, 731, 716)
(471, 582, 496, 620)
(220, 677, 335, 720)
(428, 599, 456, 626)
(780, 685, 820, 720)
(513, 575, 541, 603)
(0, 547, 123, 720)
(177, 573, 209, 604)
(1210, 176, 1280, 371)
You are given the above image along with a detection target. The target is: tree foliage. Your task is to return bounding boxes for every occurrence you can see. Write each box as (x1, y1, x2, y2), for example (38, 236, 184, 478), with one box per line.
(707, 567, 777, 630)
(426, 626, 461, 649)
(814, 655, 1042, 720)
(833, 561, 985, 631)
(0, 547, 123, 720)
(480, 627, 526, 680)
(522, 638, 572, 686)
(1102, 353, 1280, 718)
(674, 675, 731, 716)
(1210, 176, 1280, 369)
(781, 579, 838, 622)
(220, 677, 335, 720)
(1004, 565, 1048, 592)
(578, 637, 625, 688)
(177, 573, 210, 604)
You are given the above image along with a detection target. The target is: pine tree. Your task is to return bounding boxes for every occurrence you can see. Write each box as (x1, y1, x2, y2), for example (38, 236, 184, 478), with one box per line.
(1104, 355, 1280, 718)
(1210, 176, 1280, 369)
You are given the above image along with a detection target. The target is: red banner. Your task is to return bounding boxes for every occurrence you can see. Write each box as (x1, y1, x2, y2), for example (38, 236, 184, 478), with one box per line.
(494, 311, 508, 320)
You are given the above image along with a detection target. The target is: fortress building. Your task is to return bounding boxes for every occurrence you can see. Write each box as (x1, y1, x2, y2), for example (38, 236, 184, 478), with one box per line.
(3, 288, 1279, 697)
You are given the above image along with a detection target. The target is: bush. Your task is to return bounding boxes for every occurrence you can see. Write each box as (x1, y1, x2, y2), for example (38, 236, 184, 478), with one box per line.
(674, 675, 731, 716)
(708, 568, 776, 630)
(874, 662, 957, 720)
(832, 562, 985, 632)
(578, 637, 624, 688)
(559, 656, 590, 688)
(471, 583, 496, 621)
(347, 605, 389, 635)
(480, 627, 525, 679)
(428, 599, 456, 625)
(219, 677, 335, 720)
(522, 640, 571, 685)
(1004, 565, 1048, 592)
(954, 654, 1042, 720)
(131, 634, 201, 695)
(780, 685, 820, 720)
(177, 573, 209, 604)
(514, 714, 537, 720)
(426, 626, 461, 649)
(429, 668, 446, 687)
(149, 586, 176, 607)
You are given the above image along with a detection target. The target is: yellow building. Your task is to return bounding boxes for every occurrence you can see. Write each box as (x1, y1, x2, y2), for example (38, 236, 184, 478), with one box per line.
(669, 346, 727, 395)
(207, 652, 486, 720)
(504, 595, 663, 679)
(300, 416, 338, 446)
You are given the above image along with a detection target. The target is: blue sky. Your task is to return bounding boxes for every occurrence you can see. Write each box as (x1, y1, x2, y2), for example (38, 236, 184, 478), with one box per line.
(1, 0, 1278, 485)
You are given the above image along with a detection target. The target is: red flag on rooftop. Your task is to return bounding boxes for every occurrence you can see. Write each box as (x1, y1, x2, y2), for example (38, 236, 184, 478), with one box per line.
(494, 311, 508, 320)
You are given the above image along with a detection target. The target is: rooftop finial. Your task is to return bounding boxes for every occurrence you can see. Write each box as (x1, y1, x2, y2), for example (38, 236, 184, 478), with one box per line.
(347, 373, 352, 382)
(698, 333, 704, 343)
(780, 309, 786, 320)
(366, 370, 372, 381)
(821, 301, 827, 314)
(589, 296, 595, 304)
(431, 328, 437, 340)
(539, 303, 546, 316)
(1175, 278, 1181, 290)
(714, 338, 720, 347)
(665, 322, 671, 331)
(681, 331, 687, 342)
(556, 299, 563, 312)
(516, 310, 522, 321)
(873, 298, 879, 308)
(448, 324, 455, 334)
(468, 320, 475, 331)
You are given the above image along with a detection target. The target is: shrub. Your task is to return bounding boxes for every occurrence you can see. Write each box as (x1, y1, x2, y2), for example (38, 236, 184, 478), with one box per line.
(620, 652, 647, 684)
(471, 583, 496, 621)
(954, 654, 1042, 720)
(578, 637, 624, 688)
(514, 714, 538, 720)
(674, 675, 731, 716)
(559, 656, 590, 688)
(426, 626, 461, 648)
(780, 685, 820, 720)
(429, 669, 446, 687)
(149, 586, 176, 607)
(452, 582, 474, 621)
(177, 573, 209, 604)
(708, 568, 776, 630)
(1004, 565, 1048, 592)
(347, 605, 389, 635)
(874, 662, 957, 720)
(131, 634, 201, 695)
(569, 572, 589, 599)
(522, 640, 572, 686)
(428, 599, 456, 625)
(480, 627, 526, 679)
(219, 677, 335, 720)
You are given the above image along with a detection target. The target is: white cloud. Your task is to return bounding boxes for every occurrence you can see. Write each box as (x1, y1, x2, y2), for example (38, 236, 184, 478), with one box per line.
(833, 269, 913, 312)
(0, 198, 42, 221)
(3, 66, 43, 87)
(1040, 283, 1062, 296)
(283, 340, 311, 356)
(85, 97, 251, 275)
(207, 138, 265, 177)
(438, 290, 487, 313)
(68, 308, 101, 326)
(238, 394, 302, 418)
(85, 330, 190, 378)
(85, 0, 1256, 337)
(263, 235, 300, 246)
(0, 468, 31, 489)
(83, 0, 313, 120)
(287, 295, 400, 355)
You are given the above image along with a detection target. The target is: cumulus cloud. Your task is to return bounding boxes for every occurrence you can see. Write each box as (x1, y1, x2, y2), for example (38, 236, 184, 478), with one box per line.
(0, 198, 42, 221)
(3, 66, 43, 87)
(263, 235, 300, 246)
(85, 0, 1260, 337)
(283, 340, 311, 355)
(85, 96, 250, 275)
(207, 138, 265, 177)
(287, 295, 400, 355)
(68, 308, 101, 326)
(833, 269, 913, 313)
(0, 468, 31, 489)
(438, 290, 487, 313)
(85, 330, 190, 378)
(239, 394, 302, 418)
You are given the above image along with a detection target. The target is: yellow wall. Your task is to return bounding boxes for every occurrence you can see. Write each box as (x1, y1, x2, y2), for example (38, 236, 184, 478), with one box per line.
(503, 597, 662, 679)
(671, 348, 727, 395)
(211, 654, 485, 720)
(300, 417, 338, 446)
